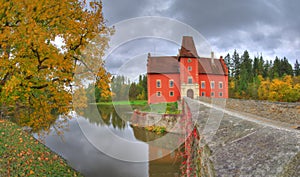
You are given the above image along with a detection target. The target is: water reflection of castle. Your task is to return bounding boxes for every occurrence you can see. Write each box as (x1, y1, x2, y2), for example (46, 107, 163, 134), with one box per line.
(132, 126, 182, 177)
(83, 105, 182, 176)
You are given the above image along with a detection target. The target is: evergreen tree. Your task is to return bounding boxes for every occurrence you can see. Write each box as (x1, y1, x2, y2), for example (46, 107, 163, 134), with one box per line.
(111, 75, 130, 101)
(142, 75, 148, 99)
(253, 56, 259, 77)
(129, 82, 138, 100)
(232, 50, 241, 80)
(271, 56, 281, 78)
(281, 57, 293, 76)
(238, 50, 253, 95)
(263, 60, 270, 78)
(258, 55, 264, 76)
(224, 53, 234, 77)
(295, 60, 300, 76)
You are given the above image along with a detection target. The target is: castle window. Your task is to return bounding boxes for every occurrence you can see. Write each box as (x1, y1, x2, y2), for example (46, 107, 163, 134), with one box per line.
(219, 92, 223, 97)
(201, 81, 205, 88)
(188, 58, 192, 63)
(201, 92, 205, 96)
(219, 82, 223, 89)
(157, 91, 161, 97)
(211, 92, 215, 97)
(188, 66, 192, 71)
(188, 77, 193, 84)
(156, 80, 161, 88)
(169, 91, 174, 97)
(210, 81, 215, 89)
(169, 80, 174, 88)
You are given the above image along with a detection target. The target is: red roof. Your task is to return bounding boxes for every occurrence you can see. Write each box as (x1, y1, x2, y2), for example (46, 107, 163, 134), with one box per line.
(147, 36, 227, 75)
(198, 57, 227, 75)
(147, 56, 227, 75)
(147, 56, 179, 74)
(179, 36, 199, 58)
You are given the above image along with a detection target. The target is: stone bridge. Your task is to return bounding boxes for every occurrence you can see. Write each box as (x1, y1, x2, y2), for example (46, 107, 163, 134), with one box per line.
(185, 97, 300, 177)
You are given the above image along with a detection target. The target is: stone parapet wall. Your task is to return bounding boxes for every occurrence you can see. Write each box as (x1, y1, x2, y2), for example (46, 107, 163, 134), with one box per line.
(184, 98, 300, 176)
(198, 97, 300, 125)
(131, 110, 184, 133)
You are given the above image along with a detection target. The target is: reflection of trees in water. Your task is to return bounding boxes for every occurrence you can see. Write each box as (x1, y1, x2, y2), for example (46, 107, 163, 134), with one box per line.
(81, 105, 130, 129)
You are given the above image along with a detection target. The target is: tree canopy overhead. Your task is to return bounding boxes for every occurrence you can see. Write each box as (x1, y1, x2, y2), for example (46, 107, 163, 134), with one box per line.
(0, 0, 112, 131)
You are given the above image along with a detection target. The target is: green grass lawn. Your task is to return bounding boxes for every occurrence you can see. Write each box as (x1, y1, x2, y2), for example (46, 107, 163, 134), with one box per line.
(94, 100, 148, 106)
(0, 119, 81, 177)
(94, 100, 181, 114)
(142, 102, 181, 114)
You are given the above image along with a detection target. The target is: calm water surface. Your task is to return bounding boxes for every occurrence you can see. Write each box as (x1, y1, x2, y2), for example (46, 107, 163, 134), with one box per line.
(34, 105, 181, 177)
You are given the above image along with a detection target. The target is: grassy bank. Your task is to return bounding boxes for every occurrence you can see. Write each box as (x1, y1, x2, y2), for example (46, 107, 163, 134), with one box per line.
(95, 100, 181, 114)
(0, 119, 81, 176)
(143, 102, 181, 114)
(94, 100, 148, 106)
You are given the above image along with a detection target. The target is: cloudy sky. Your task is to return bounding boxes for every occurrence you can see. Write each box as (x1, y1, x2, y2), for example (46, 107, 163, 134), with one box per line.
(101, 0, 300, 77)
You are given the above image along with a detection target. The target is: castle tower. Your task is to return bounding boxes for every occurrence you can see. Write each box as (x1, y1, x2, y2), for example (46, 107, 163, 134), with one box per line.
(178, 36, 199, 99)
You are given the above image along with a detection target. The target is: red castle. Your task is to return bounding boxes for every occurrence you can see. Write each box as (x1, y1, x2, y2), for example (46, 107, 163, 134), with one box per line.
(147, 36, 228, 104)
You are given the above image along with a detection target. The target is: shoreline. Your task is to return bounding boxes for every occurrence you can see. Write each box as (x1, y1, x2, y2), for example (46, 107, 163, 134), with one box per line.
(0, 119, 82, 176)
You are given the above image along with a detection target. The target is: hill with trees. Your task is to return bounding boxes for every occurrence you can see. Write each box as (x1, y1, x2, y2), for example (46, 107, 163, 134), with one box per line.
(224, 50, 300, 102)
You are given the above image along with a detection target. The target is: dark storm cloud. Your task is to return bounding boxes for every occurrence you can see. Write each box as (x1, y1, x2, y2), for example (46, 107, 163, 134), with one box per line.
(104, 38, 180, 76)
(102, 0, 147, 25)
(166, 0, 300, 61)
(102, 0, 300, 64)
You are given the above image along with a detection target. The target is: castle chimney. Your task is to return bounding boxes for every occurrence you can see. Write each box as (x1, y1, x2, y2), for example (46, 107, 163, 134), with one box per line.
(211, 51, 214, 64)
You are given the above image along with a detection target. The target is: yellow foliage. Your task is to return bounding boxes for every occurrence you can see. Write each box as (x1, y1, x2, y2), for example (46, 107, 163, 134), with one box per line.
(0, 0, 112, 131)
(258, 75, 300, 102)
(229, 80, 235, 89)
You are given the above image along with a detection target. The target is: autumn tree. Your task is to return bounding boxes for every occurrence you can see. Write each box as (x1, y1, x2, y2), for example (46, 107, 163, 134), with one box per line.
(257, 75, 270, 100)
(0, 0, 112, 131)
(226, 50, 298, 101)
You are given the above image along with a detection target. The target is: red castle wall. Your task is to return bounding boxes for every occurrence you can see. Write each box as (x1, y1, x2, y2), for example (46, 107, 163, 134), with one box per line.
(179, 57, 199, 84)
(198, 74, 228, 98)
(147, 73, 180, 104)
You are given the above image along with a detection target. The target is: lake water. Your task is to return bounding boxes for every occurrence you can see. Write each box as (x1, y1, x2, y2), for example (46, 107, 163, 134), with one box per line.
(34, 105, 182, 177)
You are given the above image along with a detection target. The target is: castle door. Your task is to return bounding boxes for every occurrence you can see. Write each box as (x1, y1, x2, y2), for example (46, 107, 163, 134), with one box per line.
(187, 89, 194, 99)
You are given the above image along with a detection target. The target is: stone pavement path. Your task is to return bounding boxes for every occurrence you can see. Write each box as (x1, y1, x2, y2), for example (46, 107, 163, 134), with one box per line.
(185, 98, 300, 177)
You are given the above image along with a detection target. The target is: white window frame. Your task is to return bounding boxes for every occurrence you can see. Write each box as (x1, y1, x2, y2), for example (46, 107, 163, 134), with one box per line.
(188, 76, 193, 84)
(187, 58, 192, 63)
(219, 82, 223, 89)
(211, 92, 215, 97)
(188, 66, 192, 71)
(169, 91, 174, 97)
(169, 80, 174, 88)
(210, 81, 215, 89)
(156, 80, 161, 88)
(219, 92, 223, 97)
(201, 92, 205, 96)
(201, 81, 205, 88)
(157, 91, 161, 97)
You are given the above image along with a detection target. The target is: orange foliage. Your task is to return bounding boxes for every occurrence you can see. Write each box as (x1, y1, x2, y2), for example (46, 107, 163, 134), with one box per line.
(0, 0, 112, 131)
(258, 75, 300, 102)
